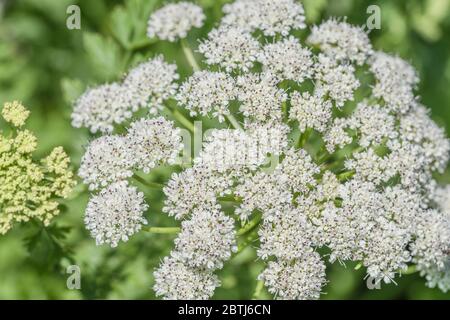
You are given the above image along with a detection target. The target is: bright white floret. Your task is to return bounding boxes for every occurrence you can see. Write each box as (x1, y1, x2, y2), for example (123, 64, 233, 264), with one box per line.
(308, 18, 372, 65)
(71, 83, 132, 134)
(369, 51, 419, 114)
(289, 90, 333, 133)
(84, 181, 148, 247)
(222, 0, 306, 36)
(258, 36, 314, 83)
(153, 256, 220, 300)
(198, 25, 261, 72)
(176, 71, 236, 121)
(78, 135, 134, 190)
(172, 208, 237, 270)
(314, 54, 360, 108)
(236, 73, 287, 123)
(147, 2, 205, 42)
(126, 117, 183, 173)
(122, 56, 179, 114)
(258, 252, 326, 300)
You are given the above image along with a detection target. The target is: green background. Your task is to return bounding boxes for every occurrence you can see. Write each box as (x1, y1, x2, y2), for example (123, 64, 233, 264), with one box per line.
(1, 0, 450, 299)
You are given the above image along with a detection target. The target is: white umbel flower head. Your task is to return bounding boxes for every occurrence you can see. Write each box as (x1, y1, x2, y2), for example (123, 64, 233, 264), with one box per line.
(314, 54, 360, 108)
(172, 208, 237, 270)
(398, 103, 450, 173)
(126, 117, 183, 173)
(308, 18, 372, 65)
(71, 83, 132, 134)
(163, 167, 233, 220)
(347, 101, 398, 148)
(258, 252, 326, 300)
(258, 205, 316, 260)
(78, 135, 134, 190)
(147, 2, 205, 42)
(84, 181, 148, 247)
(176, 71, 236, 122)
(222, 0, 306, 36)
(153, 256, 220, 300)
(289, 90, 333, 133)
(199, 25, 261, 72)
(236, 73, 287, 123)
(122, 56, 179, 114)
(258, 36, 314, 83)
(369, 51, 419, 114)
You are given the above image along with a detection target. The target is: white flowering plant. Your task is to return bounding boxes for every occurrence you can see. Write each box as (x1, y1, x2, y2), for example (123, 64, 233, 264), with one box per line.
(69, 0, 450, 300)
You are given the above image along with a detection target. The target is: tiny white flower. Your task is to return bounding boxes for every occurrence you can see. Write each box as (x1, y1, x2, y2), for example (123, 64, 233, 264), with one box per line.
(147, 2, 205, 42)
(84, 181, 148, 247)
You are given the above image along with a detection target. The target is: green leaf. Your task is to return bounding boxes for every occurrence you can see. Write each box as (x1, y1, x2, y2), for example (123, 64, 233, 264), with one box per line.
(110, 6, 133, 48)
(61, 78, 85, 105)
(83, 32, 122, 81)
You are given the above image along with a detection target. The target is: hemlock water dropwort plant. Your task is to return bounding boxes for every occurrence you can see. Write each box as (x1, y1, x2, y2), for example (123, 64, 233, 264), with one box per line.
(72, 0, 450, 299)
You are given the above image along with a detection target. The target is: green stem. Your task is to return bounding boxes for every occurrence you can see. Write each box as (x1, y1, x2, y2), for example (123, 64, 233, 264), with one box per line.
(235, 228, 259, 255)
(237, 213, 262, 236)
(133, 174, 165, 189)
(296, 128, 312, 149)
(252, 280, 265, 300)
(226, 113, 243, 130)
(166, 105, 195, 133)
(402, 265, 418, 275)
(181, 39, 201, 72)
(337, 170, 355, 182)
(143, 227, 180, 234)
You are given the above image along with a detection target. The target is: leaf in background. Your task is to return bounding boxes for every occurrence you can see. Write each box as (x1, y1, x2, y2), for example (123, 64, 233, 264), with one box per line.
(23, 223, 74, 272)
(83, 32, 122, 82)
(61, 78, 85, 105)
(110, 6, 133, 49)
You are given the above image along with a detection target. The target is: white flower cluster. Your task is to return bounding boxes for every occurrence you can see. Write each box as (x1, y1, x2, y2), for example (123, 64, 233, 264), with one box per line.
(176, 71, 236, 121)
(80, 117, 182, 246)
(147, 2, 205, 42)
(84, 181, 148, 248)
(222, 0, 306, 36)
(199, 25, 261, 72)
(72, 56, 179, 133)
(74, 0, 450, 299)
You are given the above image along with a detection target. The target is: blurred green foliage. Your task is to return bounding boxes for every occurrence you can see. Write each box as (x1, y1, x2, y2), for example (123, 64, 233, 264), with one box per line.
(0, 0, 450, 299)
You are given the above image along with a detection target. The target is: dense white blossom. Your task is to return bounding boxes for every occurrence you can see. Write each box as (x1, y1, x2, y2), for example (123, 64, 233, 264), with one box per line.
(172, 209, 237, 270)
(258, 205, 316, 260)
(314, 54, 360, 108)
(78, 135, 134, 190)
(398, 103, 450, 172)
(163, 167, 233, 220)
(71, 83, 132, 134)
(308, 18, 372, 65)
(147, 2, 205, 42)
(84, 181, 148, 247)
(176, 71, 236, 121)
(153, 256, 220, 300)
(258, 36, 314, 82)
(258, 252, 326, 300)
(323, 118, 352, 152)
(347, 102, 398, 148)
(369, 51, 419, 114)
(236, 73, 287, 122)
(74, 0, 450, 300)
(122, 56, 179, 114)
(222, 0, 306, 36)
(126, 117, 183, 173)
(198, 25, 261, 72)
(289, 90, 332, 133)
